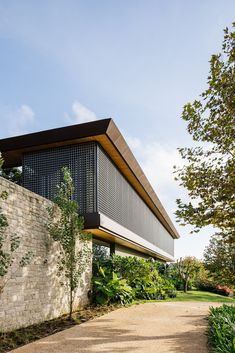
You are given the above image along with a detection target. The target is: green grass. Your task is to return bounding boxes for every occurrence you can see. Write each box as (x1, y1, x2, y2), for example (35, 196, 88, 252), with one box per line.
(134, 290, 235, 304)
(168, 290, 235, 303)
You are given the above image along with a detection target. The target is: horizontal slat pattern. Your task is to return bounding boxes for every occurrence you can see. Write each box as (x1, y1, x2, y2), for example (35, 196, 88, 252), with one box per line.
(97, 146, 174, 256)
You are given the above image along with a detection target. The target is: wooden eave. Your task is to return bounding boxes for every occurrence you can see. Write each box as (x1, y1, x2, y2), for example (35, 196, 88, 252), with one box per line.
(0, 118, 180, 239)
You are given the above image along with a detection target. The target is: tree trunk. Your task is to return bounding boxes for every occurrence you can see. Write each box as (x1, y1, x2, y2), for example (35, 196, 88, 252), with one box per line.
(69, 285, 73, 319)
(183, 280, 188, 293)
(69, 256, 74, 320)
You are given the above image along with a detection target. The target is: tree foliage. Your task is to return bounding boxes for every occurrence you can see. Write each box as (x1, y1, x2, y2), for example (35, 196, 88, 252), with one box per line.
(0, 167, 22, 185)
(203, 234, 235, 286)
(0, 152, 22, 184)
(92, 255, 176, 304)
(175, 24, 235, 242)
(48, 167, 91, 318)
(176, 256, 202, 292)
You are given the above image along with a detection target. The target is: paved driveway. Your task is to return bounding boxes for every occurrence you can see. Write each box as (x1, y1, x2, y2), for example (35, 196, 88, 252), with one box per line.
(11, 302, 221, 353)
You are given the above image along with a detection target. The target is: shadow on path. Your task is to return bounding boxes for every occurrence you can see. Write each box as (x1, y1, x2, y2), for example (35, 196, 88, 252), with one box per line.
(27, 316, 208, 353)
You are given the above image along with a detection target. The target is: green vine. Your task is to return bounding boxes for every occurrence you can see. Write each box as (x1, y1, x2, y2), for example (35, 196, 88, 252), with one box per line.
(0, 153, 33, 295)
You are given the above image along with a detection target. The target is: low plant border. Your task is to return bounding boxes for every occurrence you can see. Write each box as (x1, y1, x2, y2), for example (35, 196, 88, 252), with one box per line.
(0, 304, 124, 353)
(207, 304, 235, 353)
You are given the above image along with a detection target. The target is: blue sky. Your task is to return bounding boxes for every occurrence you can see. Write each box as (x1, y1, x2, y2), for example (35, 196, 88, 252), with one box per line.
(0, 1, 234, 259)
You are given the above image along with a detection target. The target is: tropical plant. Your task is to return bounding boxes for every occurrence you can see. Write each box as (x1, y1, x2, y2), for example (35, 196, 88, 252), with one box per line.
(47, 167, 91, 319)
(208, 304, 235, 353)
(92, 263, 132, 305)
(92, 255, 176, 303)
(112, 255, 170, 299)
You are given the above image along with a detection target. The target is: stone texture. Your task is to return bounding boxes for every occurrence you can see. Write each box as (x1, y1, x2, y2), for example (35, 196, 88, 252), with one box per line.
(0, 177, 92, 332)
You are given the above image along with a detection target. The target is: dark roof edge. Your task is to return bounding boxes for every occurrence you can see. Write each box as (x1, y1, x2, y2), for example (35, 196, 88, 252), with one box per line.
(0, 118, 180, 239)
(0, 118, 112, 151)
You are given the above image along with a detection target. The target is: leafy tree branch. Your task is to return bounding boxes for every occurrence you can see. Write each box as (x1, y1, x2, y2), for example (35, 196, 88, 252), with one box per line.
(47, 167, 91, 319)
(175, 24, 235, 242)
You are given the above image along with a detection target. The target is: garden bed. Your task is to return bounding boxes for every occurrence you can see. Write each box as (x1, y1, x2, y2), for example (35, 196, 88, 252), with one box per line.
(0, 304, 123, 353)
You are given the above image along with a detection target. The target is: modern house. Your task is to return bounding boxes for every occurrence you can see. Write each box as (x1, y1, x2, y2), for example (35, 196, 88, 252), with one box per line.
(0, 118, 179, 262)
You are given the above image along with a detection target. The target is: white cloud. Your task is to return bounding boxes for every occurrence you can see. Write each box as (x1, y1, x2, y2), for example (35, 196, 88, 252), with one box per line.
(0, 104, 36, 137)
(126, 134, 213, 259)
(126, 135, 184, 211)
(64, 101, 97, 124)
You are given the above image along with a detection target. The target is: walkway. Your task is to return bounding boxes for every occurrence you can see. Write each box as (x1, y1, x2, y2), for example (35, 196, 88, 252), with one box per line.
(12, 302, 221, 353)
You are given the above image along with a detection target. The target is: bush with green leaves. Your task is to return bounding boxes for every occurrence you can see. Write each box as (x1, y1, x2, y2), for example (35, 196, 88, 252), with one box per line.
(92, 255, 176, 304)
(112, 255, 175, 300)
(196, 279, 234, 297)
(0, 151, 22, 184)
(92, 262, 132, 305)
(208, 304, 235, 353)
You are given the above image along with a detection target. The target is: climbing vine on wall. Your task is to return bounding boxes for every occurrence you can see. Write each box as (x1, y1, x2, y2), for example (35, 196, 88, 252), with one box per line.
(0, 153, 33, 295)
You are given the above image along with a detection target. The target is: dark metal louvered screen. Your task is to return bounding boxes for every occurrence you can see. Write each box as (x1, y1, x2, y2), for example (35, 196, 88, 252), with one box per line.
(97, 146, 174, 256)
(22, 140, 174, 256)
(22, 142, 97, 214)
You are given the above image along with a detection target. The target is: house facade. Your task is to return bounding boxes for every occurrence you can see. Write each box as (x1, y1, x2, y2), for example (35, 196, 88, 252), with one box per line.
(0, 118, 179, 262)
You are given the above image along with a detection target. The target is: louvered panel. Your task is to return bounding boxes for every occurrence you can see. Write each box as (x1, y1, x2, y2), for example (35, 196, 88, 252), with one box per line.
(97, 146, 174, 256)
(22, 142, 97, 214)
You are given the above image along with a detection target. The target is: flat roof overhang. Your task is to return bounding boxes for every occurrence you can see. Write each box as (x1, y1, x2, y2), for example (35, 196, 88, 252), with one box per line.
(0, 118, 180, 240)
(84, 212, 174, 262)
(90, 229, 174, 262)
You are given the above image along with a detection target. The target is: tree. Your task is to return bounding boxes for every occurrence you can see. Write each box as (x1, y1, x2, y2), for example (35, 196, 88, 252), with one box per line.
(0, 167, 22, 185)
(0, 153, 33, 294)
(176, 256, 202, 292)
(174, 24, 235, 242)
(0, 152, 22, 184)
(48, 167, 91, 319)
(203, 234, 235, 286)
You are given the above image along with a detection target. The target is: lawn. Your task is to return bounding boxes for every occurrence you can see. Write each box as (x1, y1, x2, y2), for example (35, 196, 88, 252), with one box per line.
(167, 290, 235, 303)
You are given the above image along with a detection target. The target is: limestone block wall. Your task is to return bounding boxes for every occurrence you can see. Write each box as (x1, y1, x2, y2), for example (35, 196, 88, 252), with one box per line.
(0, 177, 92, 332)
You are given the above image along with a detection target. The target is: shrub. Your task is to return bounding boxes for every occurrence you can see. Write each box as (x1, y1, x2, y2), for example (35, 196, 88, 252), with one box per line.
(112, 256, 164, 299)
(196, 279, 216, 292)
(92, 255, 176, 304)
(208, 304, 235, 353)
(92, 263, 132, 305)
(215, 285, 234, 297)
(196, 279, 234, 297)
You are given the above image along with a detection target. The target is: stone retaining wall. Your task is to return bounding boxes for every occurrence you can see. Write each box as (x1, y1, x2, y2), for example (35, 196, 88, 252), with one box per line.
(0, 177, 92, 331)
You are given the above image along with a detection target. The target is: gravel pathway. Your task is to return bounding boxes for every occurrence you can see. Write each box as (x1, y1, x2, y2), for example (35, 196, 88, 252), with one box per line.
(11, 301, 222, 353)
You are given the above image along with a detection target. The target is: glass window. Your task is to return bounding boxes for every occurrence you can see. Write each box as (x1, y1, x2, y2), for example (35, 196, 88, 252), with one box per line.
(93, 239, 111, 260)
